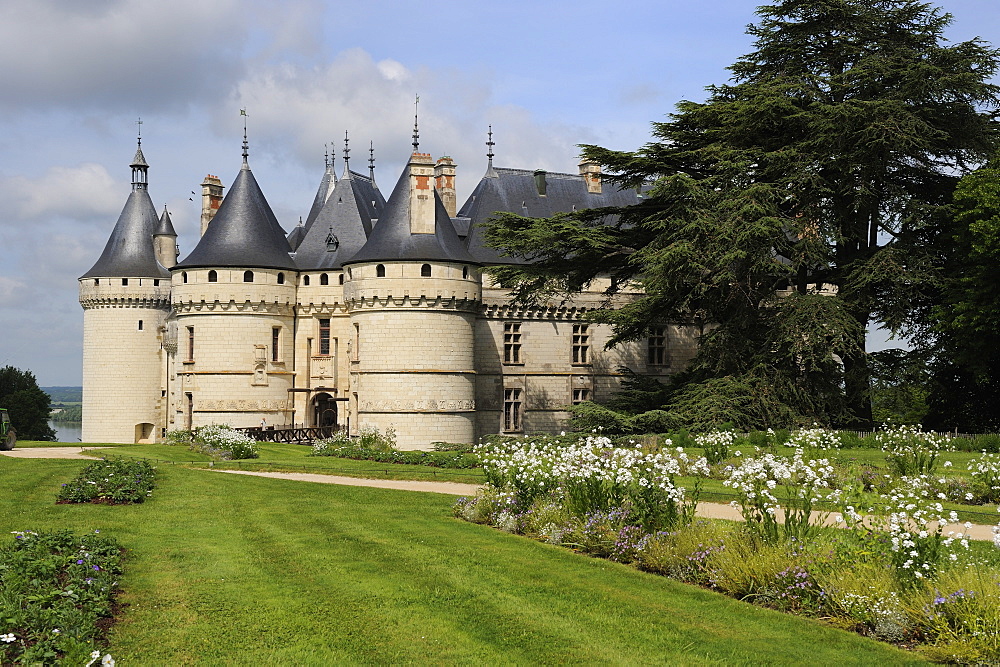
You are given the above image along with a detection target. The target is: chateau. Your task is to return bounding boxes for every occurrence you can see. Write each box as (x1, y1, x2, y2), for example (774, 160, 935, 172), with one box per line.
(79, 130, 697, 448)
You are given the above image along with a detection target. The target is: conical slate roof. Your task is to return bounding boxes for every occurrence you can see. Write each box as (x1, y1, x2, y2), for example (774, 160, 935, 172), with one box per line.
(176, 162, 297, 271)
(155, 205, 176, 237)
(303, 163, 336, 232)
(344, 165, 477, 266)
(286, 219, 306, 251)
(80, 187, 169, 279)
(294, 172, 383, 270)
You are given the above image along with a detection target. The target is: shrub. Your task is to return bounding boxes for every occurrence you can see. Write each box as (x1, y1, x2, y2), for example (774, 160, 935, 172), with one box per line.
(568, 401, 635, 435)
(631, 410, 679, 434)
(969, 452, 1000, 504)
(877, 425, 951, 477)
(191, 425, 258, 460)
(57, 458, 156, 504)
(357, 424, 396, 451)
(0, 530, 121, 666)
(695, 430, 734, 465)
(310, 440, 479, 469)
(636, 520, 729, 583)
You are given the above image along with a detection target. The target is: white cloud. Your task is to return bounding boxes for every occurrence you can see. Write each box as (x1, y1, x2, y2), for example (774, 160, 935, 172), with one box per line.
(0, 163, 122, 222)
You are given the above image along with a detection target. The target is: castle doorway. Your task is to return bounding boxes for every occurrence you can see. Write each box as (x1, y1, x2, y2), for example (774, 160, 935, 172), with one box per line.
(313, 393, 337, 428)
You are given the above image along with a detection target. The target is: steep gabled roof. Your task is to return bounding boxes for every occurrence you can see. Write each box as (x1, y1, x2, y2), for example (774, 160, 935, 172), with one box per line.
(461, 167, 642, 265)
(344, 166, 477, 266)
(294, 172, 383, 270)
(175, 162, 296, 271)
(81, 188, 168, 279)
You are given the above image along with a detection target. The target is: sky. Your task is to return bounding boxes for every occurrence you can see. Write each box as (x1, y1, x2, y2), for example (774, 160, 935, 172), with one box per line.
(1, 0, 998, 387)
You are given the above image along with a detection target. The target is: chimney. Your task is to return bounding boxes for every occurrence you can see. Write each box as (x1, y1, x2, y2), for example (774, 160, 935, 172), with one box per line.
(533, 169, 547, 196)
(408, 153, 436, 234)
(200, 174, 224, 236)
(579, 159, 602, 194)
(434, 156, 457, 217)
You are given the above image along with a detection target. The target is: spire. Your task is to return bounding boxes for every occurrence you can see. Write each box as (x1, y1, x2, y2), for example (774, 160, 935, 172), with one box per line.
(368, 140, 376, 184)
(412, 94, 420, 152)
(324, 144, 329, 169)
(485, 125, 498, 178)
(343, 130, 351, 179)
(330, 138, 337, 183)
(130, 118, 149, 190)
(240, 108, 249, 166)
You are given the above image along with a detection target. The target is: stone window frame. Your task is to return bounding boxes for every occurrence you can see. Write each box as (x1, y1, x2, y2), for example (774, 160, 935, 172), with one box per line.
(572, 323, 590, 365)
(318, 318, 331, 356)
(572, 388, 590, 405)
(648, 326, 668, 366)
(503, 322, 522, 365)
(503, 388, 523, 432)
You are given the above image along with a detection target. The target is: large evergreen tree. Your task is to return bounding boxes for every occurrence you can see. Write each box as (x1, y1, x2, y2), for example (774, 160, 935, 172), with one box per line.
(0, 366, 56, 441)
(487, 0, 999, 428)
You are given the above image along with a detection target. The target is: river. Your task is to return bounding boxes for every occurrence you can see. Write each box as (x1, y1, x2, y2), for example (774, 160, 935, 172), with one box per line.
(49, 420, 82, 443)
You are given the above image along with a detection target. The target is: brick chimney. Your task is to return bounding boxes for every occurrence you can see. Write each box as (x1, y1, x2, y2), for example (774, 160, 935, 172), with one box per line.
(200, 175, 224, 236)
(434, 156, 457, 217)
(409, 153, 436, 234)
(579, 159, 602, 195)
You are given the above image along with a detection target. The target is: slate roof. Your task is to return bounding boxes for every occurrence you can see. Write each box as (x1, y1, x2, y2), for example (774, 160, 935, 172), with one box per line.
(294, 171, 384, 270)
(344, 166, 477, 266)
(286, 219, 306, 251)
(155, 205, 176, 237)
(303, 163, 336, 232)
(460, 167, 643, 265)
(175, 162, 297, 271)
(80, 187, 169, 279)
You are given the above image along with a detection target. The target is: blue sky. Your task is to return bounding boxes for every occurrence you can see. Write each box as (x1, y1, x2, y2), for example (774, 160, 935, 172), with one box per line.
(0, 0, 997, 386)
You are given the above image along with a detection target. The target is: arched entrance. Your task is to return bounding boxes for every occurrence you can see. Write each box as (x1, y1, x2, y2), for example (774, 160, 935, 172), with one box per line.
(313, 393, 338, 428)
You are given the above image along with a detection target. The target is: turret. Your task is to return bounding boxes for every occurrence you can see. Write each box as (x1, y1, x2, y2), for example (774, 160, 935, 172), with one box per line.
(79, 135, 171, 444)
(154, 205, 178, 269)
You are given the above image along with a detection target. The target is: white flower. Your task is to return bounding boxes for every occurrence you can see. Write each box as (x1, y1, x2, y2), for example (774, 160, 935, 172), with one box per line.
(1, 633, 15, 643)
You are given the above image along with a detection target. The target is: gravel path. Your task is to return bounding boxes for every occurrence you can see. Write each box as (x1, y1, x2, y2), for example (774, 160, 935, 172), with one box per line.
(0, 447, 112, 460)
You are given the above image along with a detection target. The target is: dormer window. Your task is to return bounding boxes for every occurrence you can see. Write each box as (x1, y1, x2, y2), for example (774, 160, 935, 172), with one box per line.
(244, 271, 254, 283)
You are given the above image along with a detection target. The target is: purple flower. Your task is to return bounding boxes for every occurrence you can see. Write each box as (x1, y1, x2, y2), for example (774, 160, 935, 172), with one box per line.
(77, 559, 84, 564)
(92, 565, 100, 571)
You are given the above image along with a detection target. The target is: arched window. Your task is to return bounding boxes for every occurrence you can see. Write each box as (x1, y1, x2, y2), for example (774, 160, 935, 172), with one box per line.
(462, 266, 469, 279)
(421, 264, 432, 277)
(338, 273, 345, 285)
(208, 270, 218, 282)
(303, 275, 310, 286)
(94, 279, 100, 285)
(376, 264, 386, 277)
(320, 273, 329, 286)
(347, 268, 352, 279)
(244, 270, 254, 283)
(182, 272, 188, 284)
(277, 272, 285, 284)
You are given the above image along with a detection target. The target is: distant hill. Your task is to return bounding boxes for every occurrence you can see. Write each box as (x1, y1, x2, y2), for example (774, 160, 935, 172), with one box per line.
(42, 386, 82, 403)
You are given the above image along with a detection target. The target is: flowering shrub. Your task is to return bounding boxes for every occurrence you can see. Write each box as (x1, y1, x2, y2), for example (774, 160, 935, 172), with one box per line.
(969, 452, 1000, 504)
(191, 425, 258, 460)
(476, 434, 709, 532)
(0, 530, 121, 666)
(57, 458, 156, 504)
(357, 424, 396, 451)
(694, 430, 735, 465)
(786, 427, 842, 452)
(723, 449, 838, 543)
(877, 425, 951, 477)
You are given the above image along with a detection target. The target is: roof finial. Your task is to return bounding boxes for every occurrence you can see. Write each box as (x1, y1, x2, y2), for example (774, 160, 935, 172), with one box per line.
(412, 94, 420, 152)
(324, 143, 329, 169)
(485, 125, 498, 178)
(368, 140, 376, 183)
(136, 117, 143, 146)
(343, 130, 352, 176)
(240, 108, 249, 165)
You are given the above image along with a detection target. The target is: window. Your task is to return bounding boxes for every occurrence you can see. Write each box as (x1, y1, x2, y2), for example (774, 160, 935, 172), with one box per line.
(272, 327, 280, 362)
(154, 279, 159, 286)
(122, 278, 128, 286)
(138, 320, 143, 331)
(208, 270, 218, 282)
(572, 388, 591, 405)
(277, 272, 285, 285)
(94, 279, 100, 285)
(303, 275, 311, 286)
(182, 272, 188, 283)
(503, 322, 522, 364)
(572, 324, 590, 364)
(421, 264, 432, 277)
(318, 319, 331, 355)
(320, 273, 329, 286)
(338, 273, 345, 285)
(504, 388, 523, 432)
(648, 326, 667, 366)
(376, 264, 385, 277)
(353, 323, 360, 360)
(462, 266, 469, 279)
(186, 326, 195, 361)
(244, 270, 254, 282)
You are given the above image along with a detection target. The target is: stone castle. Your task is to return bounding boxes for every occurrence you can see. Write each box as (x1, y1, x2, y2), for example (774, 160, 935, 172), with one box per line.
(79, 130, 697, 448)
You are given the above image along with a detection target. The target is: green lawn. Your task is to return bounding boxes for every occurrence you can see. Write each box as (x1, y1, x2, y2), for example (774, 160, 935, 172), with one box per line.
(0, 456, 925, 664)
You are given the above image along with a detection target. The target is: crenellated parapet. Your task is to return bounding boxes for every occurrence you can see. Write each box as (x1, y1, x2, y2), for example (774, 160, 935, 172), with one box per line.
(78, 278, 171, 310)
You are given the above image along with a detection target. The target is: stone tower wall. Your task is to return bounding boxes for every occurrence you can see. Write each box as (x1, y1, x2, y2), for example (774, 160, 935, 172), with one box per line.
(79, 278, 170, 444)
(170, 268, 297, 429)
(345, 261, 481, 449)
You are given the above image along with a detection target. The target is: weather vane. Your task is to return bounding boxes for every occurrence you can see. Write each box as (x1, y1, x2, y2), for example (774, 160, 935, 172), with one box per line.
(412, 94, 420, 151)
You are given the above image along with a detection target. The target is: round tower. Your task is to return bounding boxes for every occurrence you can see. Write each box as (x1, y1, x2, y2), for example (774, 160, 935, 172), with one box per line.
(79, 138, 171, 444)
(343, 151, 481, 449)
(169, 135, 299, 430)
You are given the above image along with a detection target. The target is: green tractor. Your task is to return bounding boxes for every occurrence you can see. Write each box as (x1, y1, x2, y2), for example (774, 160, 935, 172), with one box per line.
(1, 408, 15, 451)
